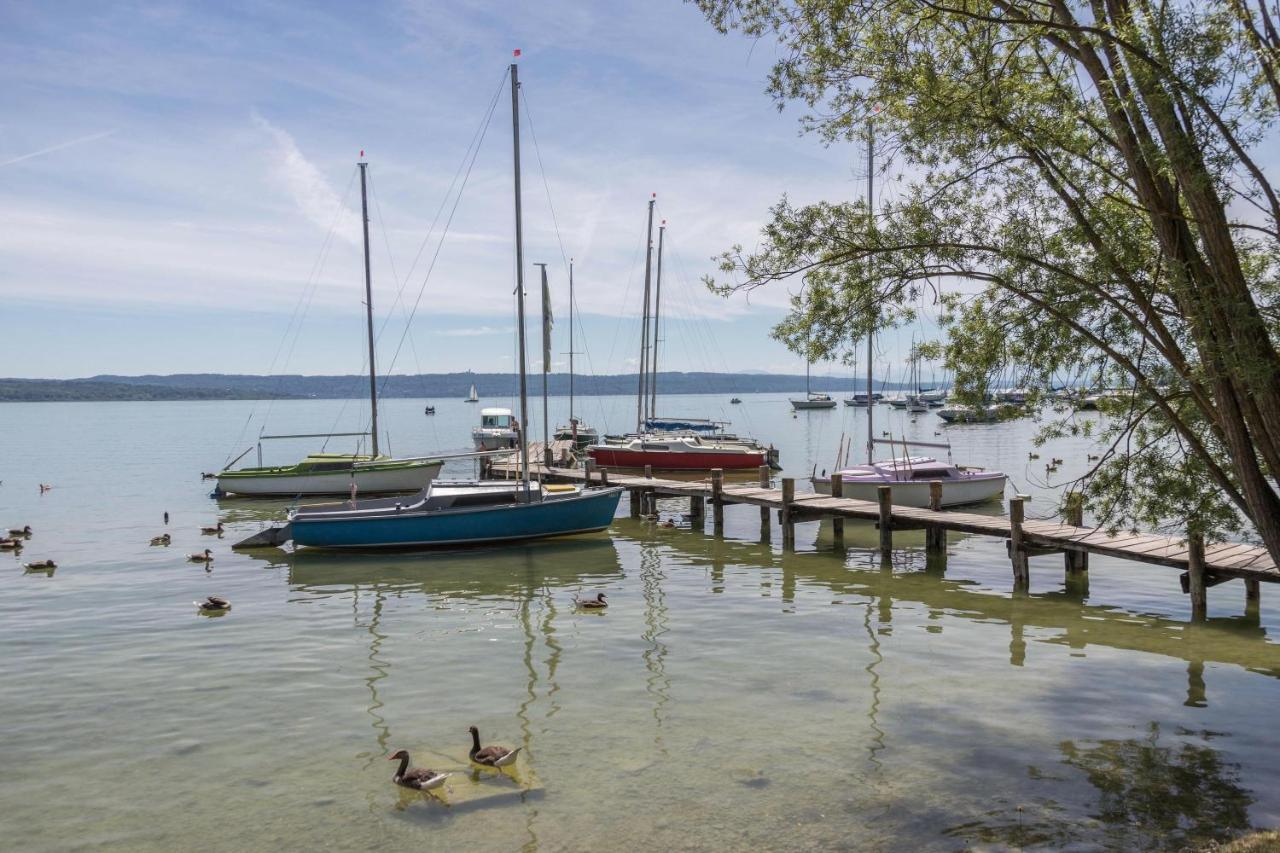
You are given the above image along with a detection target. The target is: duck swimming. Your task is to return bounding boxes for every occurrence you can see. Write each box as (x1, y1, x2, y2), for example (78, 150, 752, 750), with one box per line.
(194, 595, 231, 613)
(7, 526, 31, 537)
(24, 559, 56, 570)
(468, 726, 521, 767)
(188, 549, 214, 563)
(387, 750, 450, 790)
(200, 522, 224, 535)
(575, 592, 608, 609)
(150, 534, 171, 546)
(0, 539, 22, 551)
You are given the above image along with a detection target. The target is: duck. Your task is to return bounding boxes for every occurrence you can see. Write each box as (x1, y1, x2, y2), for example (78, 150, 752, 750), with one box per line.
(1028, 452, 1040, 460)
(150, 534, 171, 546)
(0, 539, 23, 551)
(1051, 457, 1064, 466)
(7, 525, 31, 537)
(187, 549, 214, 563)
(387, 750, 450, 791)
(24, 559, 56, 570)
(39, 484, 52, 493)
(200, 522, 225, 535)
(468, 726, 521, 768)
(195, 595, 231, 613)
(1087, 453, 1100, 462)
(575, 592, 608, 609)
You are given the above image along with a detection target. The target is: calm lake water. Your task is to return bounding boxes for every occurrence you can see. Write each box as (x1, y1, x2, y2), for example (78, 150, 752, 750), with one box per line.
(1, 392, 1277, 851)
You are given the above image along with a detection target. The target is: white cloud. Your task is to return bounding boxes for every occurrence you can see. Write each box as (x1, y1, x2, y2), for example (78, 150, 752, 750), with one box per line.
(252, 113, 360, 245)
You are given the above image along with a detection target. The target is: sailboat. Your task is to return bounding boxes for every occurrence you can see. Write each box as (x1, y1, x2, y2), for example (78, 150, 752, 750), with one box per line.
(553, 259, 599, 451)
(285, 58, 623, 549)
(465, 383, 479, 402)
(215, 159, 442, 497)
(811, 116, 1005, 507)
(587, 204, 768, 471)
(789, 334, 837, 410)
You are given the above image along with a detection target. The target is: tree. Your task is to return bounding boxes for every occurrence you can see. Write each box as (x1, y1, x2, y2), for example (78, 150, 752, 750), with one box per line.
(697, 0, 1280, 560)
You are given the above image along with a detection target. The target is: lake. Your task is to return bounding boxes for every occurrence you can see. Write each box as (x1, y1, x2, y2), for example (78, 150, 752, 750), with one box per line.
(1, 392, 1277, 851)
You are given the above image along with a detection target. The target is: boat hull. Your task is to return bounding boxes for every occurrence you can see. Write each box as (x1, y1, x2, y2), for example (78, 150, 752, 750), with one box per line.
(217, 461, 441, 497)
(790, 399, 838, 410)
(588, 447, 764, 470)
(290, 487, 623, 548)
(811, 474, 1006, 507)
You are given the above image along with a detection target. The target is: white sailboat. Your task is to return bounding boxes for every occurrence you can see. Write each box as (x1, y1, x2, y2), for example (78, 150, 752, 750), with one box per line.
(790, 335, 837, 410)
(465, 383, 479, 402)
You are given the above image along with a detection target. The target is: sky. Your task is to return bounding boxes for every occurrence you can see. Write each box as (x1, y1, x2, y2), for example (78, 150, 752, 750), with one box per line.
(0, 0, 937, 380)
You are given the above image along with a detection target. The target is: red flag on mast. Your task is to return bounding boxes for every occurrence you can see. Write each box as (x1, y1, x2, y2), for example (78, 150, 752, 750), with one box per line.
(513, 48, 521, 57)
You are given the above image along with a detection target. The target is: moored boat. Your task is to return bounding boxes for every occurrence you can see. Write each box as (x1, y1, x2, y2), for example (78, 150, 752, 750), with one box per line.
(589, 434, 765, 470)
(217, 453, 441, 497)
(473, 407, 520, 451)
(811, 456, 1006, 507)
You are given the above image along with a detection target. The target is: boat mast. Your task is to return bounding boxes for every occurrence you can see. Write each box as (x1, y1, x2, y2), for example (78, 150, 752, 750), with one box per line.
(865, 117, 875, 465)
(568, 258, 575, 427)
(636, 194, 656, 433)
(649, 220, 665, 421)
(510, 60, 531, 495)
(536, 261, 550, 467)
(357, 159, 379, 457)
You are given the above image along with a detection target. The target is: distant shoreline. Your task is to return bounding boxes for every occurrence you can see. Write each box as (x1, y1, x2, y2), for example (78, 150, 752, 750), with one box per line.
(1, 372, 913, 403)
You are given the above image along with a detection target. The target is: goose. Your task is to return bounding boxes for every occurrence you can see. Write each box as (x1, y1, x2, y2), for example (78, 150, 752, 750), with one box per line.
(194, 595, 231, 613)
(468, 726, 521, 768)
(150, 534, 171, 546)
(188, 549, 214, 563)
(24, 559, 56, 570)
(7, 526, 31, 537)
(575, 592, 608, 609)
(387, 750, 450, 791)
(200, 522, 225, 535)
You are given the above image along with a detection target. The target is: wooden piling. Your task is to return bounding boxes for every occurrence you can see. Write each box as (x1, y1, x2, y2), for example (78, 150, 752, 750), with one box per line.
(711, 468, 724, 535)
(690, 495, 704, 523)
(583, 459, 596, 485)
(643, 465, 655, 515)
(1246, 578, 1260, 603)
(599, 467, 609, 485)
(877, 485, 892, 553)
(1188, 530, 1207, 622)
(829, 472, 845, 549)
(629, 488, 641, 518)
(758, 465, 771, 542)
(1065, 492, 1088, 575)
(925, 480, 945, 551)
(1009, 495, 1029, 590)
(781, 477, 795, 548)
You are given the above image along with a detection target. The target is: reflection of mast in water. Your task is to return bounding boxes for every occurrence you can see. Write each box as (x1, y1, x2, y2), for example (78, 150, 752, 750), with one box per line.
(641, 542, 672, 753)
(862, 597, 886, 772)
(358, 587, 392, 768)
(542, 586, 563, 721)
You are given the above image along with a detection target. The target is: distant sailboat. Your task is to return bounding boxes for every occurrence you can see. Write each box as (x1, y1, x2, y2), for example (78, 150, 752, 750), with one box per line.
(465, 383, 479, 402)
(790, 333, 837, 410)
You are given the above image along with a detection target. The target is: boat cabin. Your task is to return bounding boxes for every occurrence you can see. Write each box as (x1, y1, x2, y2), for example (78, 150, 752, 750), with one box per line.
(480, 408, 514, 429)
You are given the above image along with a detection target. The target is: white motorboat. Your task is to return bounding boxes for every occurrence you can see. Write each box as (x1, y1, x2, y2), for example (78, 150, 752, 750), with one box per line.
(472, 407, 520, 451)
(812, 456, 1007, 507)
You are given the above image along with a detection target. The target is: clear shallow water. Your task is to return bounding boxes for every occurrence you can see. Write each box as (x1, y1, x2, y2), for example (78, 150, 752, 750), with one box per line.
(1, 394, 1278, 851)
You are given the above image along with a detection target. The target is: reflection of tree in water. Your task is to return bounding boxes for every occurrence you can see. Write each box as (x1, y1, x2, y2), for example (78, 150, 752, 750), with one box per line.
(1061, 722, 1252, 849)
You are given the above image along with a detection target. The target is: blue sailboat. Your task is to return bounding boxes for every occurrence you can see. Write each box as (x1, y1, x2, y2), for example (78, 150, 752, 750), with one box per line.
(284, 59, 622, 550)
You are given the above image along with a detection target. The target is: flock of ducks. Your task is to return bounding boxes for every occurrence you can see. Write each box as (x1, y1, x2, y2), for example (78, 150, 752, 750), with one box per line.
(0, 526, 56, 573)
(388, 726, 523, 794)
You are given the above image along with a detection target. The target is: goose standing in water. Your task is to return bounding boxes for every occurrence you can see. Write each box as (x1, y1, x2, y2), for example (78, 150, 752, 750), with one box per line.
(187, 549, 214, 563)
(574, 592, 608, 610)
(468, 726, 521, 768)
(150, 534, 171, 546)
(194, 595, 231, 613)
(200, 522, 224, 535)
(387, 750, 450, 790)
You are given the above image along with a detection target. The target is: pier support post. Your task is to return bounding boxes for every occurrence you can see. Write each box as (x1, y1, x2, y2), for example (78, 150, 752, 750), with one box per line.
(758, 465, 771, 543)
(599, 467, 609, 486)
(1246, 578, 1260, 605)
(643, 465, 654, 516)
(1187, 530, 1207, 622)
(829, 472, 845, 550)
(629, 488, 641, 518)
(1064, 493, 1089, 576)
(584, 459, 596, 485)
(690, 495, 704, 524)
(877, 485, 892, 553)
(1009, 495, 1029, 591)
(711, 469, 724, 535)
(781, 477, 795, 549)
(925, 480, 945, 552)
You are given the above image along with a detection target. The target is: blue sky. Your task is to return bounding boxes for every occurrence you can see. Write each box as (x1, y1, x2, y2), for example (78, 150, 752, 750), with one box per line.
(0, 0, 935, 380)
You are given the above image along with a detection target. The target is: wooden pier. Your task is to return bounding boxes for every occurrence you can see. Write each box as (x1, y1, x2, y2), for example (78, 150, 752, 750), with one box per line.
(491, 457, 1277, 620)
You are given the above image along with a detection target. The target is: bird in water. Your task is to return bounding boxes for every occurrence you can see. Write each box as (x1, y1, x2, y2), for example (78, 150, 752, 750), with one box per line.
(468, 726, 521, 768)
(24, 559, 56, 570)
(7, 525, 31, 537)
(188, 549, 214, 563)
(0, 539, 22, 551)
(194, 595, 231, 613)
(150, 534, 171, 546)
(39, 484, 52, 493)
(200, 522, 225, 535)
(164, 512, 170, 525)
(575, 592, 608, 609)
(387, 750, 450, 791)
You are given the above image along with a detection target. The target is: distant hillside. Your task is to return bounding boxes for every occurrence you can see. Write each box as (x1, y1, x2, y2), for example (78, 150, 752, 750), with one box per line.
(0, 378, 299, 403)
(1, 371, 910, 402)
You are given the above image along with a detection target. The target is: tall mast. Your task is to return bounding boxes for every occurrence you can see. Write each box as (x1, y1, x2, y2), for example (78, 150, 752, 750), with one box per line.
(865, 117, 875, 464)
(511, 61, 530, 494)
(649, 220, 665, 420)
(636, 194, 656, 433)
(536, 261, 550, 468)
(357, 159, 379, 458)
(568, 258, 575, 426)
